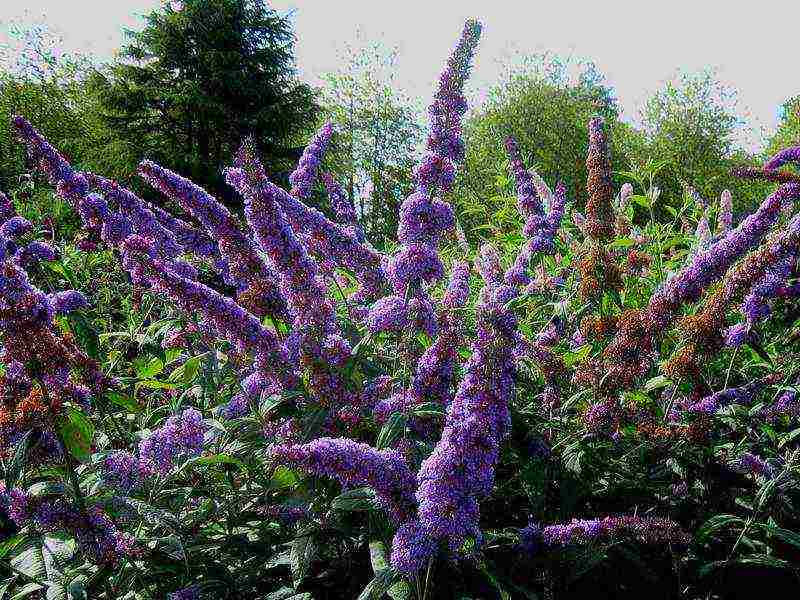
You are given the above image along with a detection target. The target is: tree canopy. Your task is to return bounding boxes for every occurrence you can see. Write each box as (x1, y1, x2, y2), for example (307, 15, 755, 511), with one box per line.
(89, 0, 317, 198)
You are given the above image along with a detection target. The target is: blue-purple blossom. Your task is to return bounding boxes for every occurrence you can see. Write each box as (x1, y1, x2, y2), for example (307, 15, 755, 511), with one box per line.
(649, 183, 800, 328)
(48, 290, 89, 315)
(521, 515, 689, 553)
(85, 172, 183, 259)
(732, 452, 774, 478)
(101, 450, 142, 492)
(12, 116, 89, 207)
(263, 179, 387, 303)
(381, 20, 481, 308)
(120, 235, 296, 390)
(322, 172, 364, 241)
(686, 379, 769, 415)
(504, 136, 543, 220)
(137, 160, 288, 319)
(289, 122, 333, 199)
(764, 145, 800, 172)
(271, 437, 416, 522)
(15, 241, 57, 267)
(718, 189, 733, 233)
(391, 521, 438, 574)
(409, 246, 518, 555)
(1, 490, 137, 565)
(226, 142, 351, 407)
(168, 586, 201, 600)
(138, 408, 206, 476)
(0, 191, 13, 222)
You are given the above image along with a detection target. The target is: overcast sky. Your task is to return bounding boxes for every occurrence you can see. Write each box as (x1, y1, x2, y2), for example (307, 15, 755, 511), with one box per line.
(2, 0, 798, 152)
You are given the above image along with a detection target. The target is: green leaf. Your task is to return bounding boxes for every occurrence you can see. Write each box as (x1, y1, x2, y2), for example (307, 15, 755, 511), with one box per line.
(759, 525, 800, 551)
(168, 356, 201, 384)
(264, 588, 312, 600)
(290, 533, 317, 587)
(11, 542, 45, 582)
(10, 583, 44, 600)
(0, 535, 26, 560)
(185, 454, 246, 471)
(410, 403, 444, 418)
(696, 514, 744, 542)
(629, 194, 652, 209)
(332, 488, 377, 513)
(357, 569, 405, 600)
(59, 408, 94, 463)
(369, 542, 411, 600)
(644, 375, 673, 392)
(376, 413, 406, 450)
(134, 357, 164, 379)
(6, 430, 32, 488)
(609, 237, 636, 249)
(105, 391, 140, 413)
(269, 467, 299, 490)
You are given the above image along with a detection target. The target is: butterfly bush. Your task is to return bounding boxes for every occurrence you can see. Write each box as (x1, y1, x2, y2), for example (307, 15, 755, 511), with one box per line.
(226, 141, 352, 408)
(137, 160, 289, 319)
(7, 15, 800, 600)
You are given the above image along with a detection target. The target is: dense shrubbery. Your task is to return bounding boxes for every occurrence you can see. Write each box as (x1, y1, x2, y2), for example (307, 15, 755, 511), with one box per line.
(3, 17, 800, 600)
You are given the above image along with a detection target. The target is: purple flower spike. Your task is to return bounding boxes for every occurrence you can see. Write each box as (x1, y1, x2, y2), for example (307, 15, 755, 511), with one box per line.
(764, 146, 800, 172)
(649, 183, 800, 328)
(391, 521, 438, 574)
(120, 235, 296, 390)
(271, 438, 416, 523)
(504, 136, 543, 220)
(138, 408, 206, 476)
(13, 241, 55, 267)
(262, 178, 387, 303)
(290, 122, 334, 199)
(686, 379, 770, 415)
(227, 141, 351, 408)
(0, 191, 14, 222)
(322, 172, 364, 241)
(49, 290, 89, 315)
(11, 116, 89, 206)
(412, 251, 519, 553)
(718, 189, 733, 233)
(378, 20, 481, 318)
(137, 160, 289, 319)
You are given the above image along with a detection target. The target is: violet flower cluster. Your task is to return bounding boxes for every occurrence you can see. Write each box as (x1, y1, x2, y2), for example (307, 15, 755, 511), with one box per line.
(648, 182, 800, 329)
(732, 452, 774, 479)
(289, 122, 333, 199)
(377, 20, 480, 336)
(119, 235, 296, 393)
(764, 145, 800, 172)
(412, 261, 471, 405)
(322, 171, 364, 241)
(520, 515, 690, 554)
(686, 379, 769, 415)
(137, 160, 288, 319)
(726, 253, 798, 346)
(502, 138, 566, 287)
(138, 408, 206, 476)
(718, 189, 734, 233)
(270, 437, 416, 522)
(392, 244, 519, 571)
(226, 141, 352, 408)
(265, 178, 386, 304)
(1, 488, 138, 565)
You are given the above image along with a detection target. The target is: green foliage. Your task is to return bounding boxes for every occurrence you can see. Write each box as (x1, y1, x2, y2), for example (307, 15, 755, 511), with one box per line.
(320, 40, 423, 248)
(454, 53, 635, 242)
(635, 70, 771, 216)
(88, 0, 318, 199)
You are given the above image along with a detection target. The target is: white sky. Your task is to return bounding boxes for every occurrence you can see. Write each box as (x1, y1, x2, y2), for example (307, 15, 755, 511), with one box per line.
(2, 0, 798, 152)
